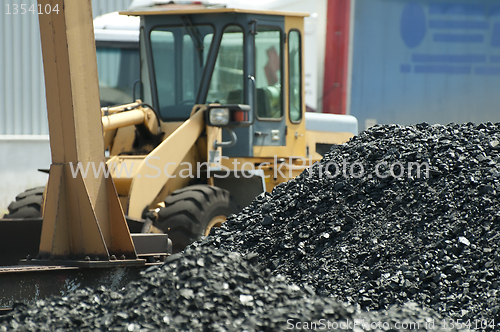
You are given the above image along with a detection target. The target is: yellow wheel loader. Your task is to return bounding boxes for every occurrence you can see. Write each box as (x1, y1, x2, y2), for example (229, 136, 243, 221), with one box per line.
(2, 3, 358, 257)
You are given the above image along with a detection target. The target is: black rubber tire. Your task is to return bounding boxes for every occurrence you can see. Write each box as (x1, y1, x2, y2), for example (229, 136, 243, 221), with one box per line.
(155, 185, 238, 253)
(3, 187, 44, 219)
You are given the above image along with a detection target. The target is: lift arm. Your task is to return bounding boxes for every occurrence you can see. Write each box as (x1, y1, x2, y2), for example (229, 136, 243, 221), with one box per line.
(101, 101, 159, 133)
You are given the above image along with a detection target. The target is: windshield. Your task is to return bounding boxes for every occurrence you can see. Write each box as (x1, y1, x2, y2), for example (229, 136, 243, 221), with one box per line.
(206, 25, 244, 105)
(150, 24, 214, 120)
(96, 45, 139, 107)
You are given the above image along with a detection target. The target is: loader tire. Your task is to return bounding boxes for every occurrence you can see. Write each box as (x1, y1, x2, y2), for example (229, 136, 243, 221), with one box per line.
(3, 187, 44, 219)
(155, 185, 238, 253)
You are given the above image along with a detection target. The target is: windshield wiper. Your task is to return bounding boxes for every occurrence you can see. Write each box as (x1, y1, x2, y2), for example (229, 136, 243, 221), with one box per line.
(181, 16, 204, 66)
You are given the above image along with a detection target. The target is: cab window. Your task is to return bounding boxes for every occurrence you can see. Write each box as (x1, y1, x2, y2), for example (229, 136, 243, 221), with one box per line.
(150, 25, 214, 120)
(288, 30, 302, 123)
(206, 25, 245, 104)
(255, 27, 282, 119)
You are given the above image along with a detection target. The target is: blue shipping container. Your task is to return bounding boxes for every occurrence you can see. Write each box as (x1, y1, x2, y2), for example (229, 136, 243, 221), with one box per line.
(350, 0, 500, 130)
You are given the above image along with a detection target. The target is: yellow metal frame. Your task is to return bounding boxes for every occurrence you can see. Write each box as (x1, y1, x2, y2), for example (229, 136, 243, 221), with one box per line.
(253, 16, 307, 159)
(124, 108, 205, 219)
(101, 101, 159, 134)
(37, 0, 138, 262)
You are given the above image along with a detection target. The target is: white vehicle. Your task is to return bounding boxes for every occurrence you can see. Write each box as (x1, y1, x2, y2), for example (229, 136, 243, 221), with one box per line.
(94, 12, 140, 106)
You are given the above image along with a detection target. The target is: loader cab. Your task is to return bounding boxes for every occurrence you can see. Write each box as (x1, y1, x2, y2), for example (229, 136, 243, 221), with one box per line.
(125, 8, 308, 158)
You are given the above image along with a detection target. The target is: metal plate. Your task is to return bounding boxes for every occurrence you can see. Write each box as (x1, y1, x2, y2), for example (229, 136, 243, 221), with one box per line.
(0, 265, 143, 309)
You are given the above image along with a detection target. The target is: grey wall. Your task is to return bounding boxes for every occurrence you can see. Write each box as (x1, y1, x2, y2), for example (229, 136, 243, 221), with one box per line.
(92, 0, 134, 18)
(0, 0, 133, 212)
(0, 0, 133, 135)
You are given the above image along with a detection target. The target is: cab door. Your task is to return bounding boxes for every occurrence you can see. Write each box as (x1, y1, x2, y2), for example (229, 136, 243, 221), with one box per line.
(252, 18, 286, 148)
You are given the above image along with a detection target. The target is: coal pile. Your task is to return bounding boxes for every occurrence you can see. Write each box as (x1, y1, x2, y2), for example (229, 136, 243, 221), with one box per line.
(0, 247, 357, 331)
(0, 246, 470, 332)
(198, 122, 500, 329)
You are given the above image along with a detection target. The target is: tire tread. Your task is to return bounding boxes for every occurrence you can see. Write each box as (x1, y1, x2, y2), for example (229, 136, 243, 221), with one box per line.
(3, 187, 44, 219)
(155, 185, 237, 252)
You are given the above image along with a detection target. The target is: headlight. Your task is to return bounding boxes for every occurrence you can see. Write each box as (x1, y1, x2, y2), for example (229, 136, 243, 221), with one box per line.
(205, 104, 252, 127)
(209, 108, 230, 126)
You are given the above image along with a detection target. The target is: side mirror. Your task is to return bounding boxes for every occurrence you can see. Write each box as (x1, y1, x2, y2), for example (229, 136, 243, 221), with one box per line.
(206, 104, 252, 127)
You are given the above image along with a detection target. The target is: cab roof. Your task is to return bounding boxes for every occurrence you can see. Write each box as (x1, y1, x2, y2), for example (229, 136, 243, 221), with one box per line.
(120, 4, 309, 17)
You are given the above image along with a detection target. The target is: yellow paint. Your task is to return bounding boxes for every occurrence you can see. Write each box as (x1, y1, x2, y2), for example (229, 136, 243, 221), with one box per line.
(253, 16, 307, 159)
(127, 109, 205, 218)
(219, 156, 320, 193)
(38, 0, 137, 260)
(161, 122, 184, 138)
